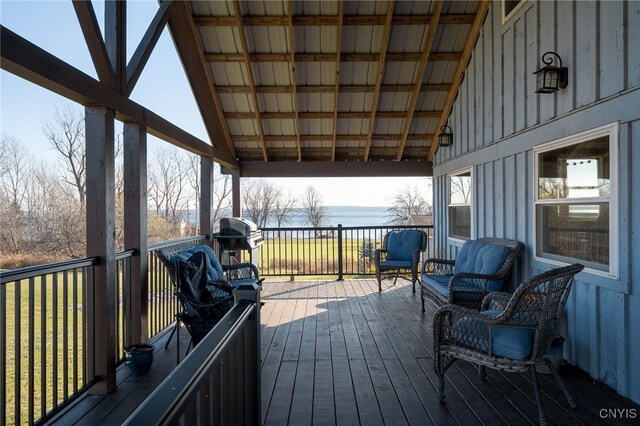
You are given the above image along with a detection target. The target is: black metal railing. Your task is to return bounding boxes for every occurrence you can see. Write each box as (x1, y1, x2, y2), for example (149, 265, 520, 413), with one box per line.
(259, 224, 434, 278)
(115, 250, 134, 364)
(0, 258, 97, 426)
(146, 236, 206, 338)
(124, 286, 261, 425)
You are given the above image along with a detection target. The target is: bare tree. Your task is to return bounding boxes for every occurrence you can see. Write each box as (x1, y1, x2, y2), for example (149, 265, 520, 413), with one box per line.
(42, 105, 86, 204)
(213, 168, 232, 227)
(301, 186, 326, 227)
(242, 179, 279, 227)
(148, 147, 188, 230)
(386, 184, 432, 224)
(272, 190, 296, 228)
(0, 134, 30, 253)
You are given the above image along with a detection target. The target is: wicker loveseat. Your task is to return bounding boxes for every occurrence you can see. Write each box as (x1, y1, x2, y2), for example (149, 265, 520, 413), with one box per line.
(420, 238, 524, 311)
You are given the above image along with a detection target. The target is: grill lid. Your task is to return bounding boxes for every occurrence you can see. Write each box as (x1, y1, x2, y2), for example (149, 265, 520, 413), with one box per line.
(219, 217, 258, 235)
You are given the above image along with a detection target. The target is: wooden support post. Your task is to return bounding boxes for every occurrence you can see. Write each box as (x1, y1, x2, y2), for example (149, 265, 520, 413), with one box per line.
(85, 106, 116, 394)
(232, 168, 241, 218)
(200, 156, 214, 239)
(123, 121, 148, 345)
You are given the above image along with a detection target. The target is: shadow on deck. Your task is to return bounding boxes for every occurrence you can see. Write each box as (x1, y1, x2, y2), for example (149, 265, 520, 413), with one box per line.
(50, 279, 638, 425)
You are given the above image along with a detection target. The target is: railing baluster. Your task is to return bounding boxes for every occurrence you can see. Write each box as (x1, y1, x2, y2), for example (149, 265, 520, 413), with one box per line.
(14, 279, 21, 426)
(40, 275, 46, 418)
(28, 277, 34, 424)
(62, 270, 68, 401)
(0, 283, 6, 426)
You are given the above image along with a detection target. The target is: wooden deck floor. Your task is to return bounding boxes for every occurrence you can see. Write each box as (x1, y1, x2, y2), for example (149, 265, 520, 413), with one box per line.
(260, 279, 639, 426)
(50, 279, 638, 425)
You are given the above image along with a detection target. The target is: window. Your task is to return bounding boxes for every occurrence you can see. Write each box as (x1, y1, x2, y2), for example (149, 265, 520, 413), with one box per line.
(503, 0, 526, 23)
(448, 169, 472, 240)
(534, 123, 618, 277)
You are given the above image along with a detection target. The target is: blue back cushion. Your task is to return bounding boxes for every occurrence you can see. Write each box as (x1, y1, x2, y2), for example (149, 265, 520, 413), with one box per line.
(455, 240, 511, 274)
(387, 230, 423, 261)
(170, 245, 224, 282)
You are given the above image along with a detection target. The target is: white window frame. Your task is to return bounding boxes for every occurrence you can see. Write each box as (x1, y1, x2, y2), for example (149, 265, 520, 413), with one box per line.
(532, 122, 619, 279)
(448, 167, 474, 244)
(502, 0, 528, 24)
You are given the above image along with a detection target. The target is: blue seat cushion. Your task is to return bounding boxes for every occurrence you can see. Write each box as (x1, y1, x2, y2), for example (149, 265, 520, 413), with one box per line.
(421, 274, 451, 298)
(452, 310, 535, 360)
(454, 240, 512, 291)
(386, 230, 423, 262)
(379, 260, 413, 269)
(421, 274, 485, 301)
(170, 245, 224, 282)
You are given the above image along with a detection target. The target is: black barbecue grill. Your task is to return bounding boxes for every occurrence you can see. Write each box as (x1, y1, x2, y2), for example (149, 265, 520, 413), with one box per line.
(213, 218, 264, 269)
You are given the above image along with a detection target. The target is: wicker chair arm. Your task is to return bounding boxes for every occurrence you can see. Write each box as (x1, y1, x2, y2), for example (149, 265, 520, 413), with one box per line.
(412, 249, 421, 270)
(422, 258, 455, 275)
(374, 249, 388, 264)
(481, 292, 512, 311)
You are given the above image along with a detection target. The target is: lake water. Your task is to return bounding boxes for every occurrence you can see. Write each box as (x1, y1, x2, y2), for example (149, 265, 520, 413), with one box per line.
(186, 206, 393, 228)
(266, 205, 391, 227)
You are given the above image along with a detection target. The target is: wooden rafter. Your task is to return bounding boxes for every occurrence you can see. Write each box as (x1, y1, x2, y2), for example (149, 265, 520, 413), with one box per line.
(204, 52, 461, 62)
(236, 146, 431, 155)
(286, 0, 301, 161)
(72, 0, 115, 87)
(363, 0, 395, 161)
(168, 1, 237, 161)
(215, 83, 451, 94)
(193, 14, 475, 26)
(395, 0, 443, 161)
(232, 1, 268, 161)
(331, 1, 344, 161)
(126, 0, 173, 96)
(428, 0, 490, 161)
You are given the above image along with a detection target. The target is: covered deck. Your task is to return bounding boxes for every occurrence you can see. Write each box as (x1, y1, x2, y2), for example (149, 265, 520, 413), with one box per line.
(51, 279, 638, 425)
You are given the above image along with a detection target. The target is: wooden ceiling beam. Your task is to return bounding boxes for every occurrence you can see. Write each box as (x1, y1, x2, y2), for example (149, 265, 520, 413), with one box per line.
(215, 83, 451, 94)
(204, 52, 461, 62)
(0, 26, 238, 168)
(396, 0, 443, 161)
(363, 0, 396, 161)
(193, 14, 475, 27)
(231, 133, 434, 142)
(286, 0, 301, 161)
(225, 110, 441, 120)
(428, 0, 490, 161)
(232, 1, 268, 161)
(236, 146, 431, 155)
(330, 1, 344, 161)
(167, 2, 237, 161)
(72, 0, 115, 87)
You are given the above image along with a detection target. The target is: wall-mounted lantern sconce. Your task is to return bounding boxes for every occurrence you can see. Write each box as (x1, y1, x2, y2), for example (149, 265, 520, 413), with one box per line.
(438, 124, 453, 147)
(533, 51, 568, 93)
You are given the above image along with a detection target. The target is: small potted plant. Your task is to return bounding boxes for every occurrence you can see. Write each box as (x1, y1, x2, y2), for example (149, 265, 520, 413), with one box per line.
(124, 343, 155, 375)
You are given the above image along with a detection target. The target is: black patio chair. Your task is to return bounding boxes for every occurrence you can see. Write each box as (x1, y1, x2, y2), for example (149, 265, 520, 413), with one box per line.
(433, 263, 584, 426)
(156, 242, 261, 362)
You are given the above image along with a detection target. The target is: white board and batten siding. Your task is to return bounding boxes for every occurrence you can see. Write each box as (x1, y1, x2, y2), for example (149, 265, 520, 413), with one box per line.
(431, 0, 640, 403)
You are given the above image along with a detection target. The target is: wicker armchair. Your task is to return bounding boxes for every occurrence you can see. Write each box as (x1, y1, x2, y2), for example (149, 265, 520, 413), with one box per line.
(420, 238, 524, 311)
(374, 229, 428, 293)
(433, 263, 584, 426)
(156, 242, 262, 361)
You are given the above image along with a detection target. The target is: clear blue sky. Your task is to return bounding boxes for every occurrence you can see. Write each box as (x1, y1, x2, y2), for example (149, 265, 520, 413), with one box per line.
(0, 0, 432, 207)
